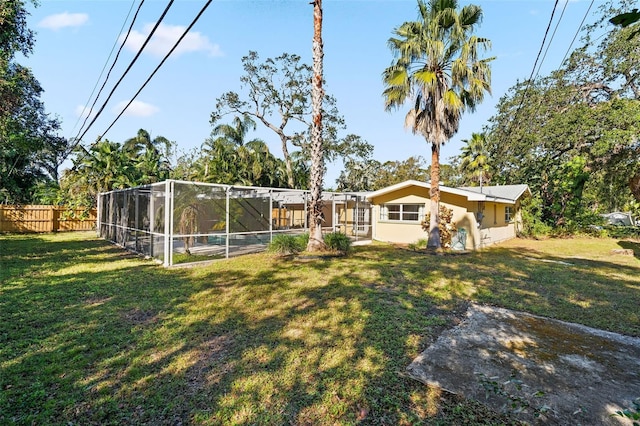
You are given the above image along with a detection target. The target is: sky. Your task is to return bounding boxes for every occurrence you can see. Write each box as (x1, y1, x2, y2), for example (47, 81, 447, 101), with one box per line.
(21, 0, 612, 187)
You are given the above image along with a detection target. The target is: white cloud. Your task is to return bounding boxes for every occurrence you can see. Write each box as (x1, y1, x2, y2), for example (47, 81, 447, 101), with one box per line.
(113, 100, 159, 117)
(123, 23, 223, 58)
(38, 12, 89, 30)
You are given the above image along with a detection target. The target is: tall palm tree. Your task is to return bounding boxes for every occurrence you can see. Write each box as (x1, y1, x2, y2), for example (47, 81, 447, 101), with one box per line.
(123, 129, 173, 184)
(460, 132, 489, 188)
(211, 115, 257, 146)
(307, 0, 326, 251)
(383, 0, 493, 248)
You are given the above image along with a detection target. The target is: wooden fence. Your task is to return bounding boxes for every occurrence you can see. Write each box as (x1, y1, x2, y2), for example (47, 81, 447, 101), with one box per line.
(0, 205, 97, 233)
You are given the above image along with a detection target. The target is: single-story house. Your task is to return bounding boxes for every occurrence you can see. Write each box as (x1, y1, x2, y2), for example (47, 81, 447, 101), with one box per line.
(366, 180, 530, 250)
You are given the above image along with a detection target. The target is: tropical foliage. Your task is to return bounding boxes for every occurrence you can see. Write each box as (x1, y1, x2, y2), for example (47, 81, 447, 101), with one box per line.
(383, 0, 493, 248)
(458, 132, 490, 187)
(59, 130, 174, 207)
(484, 0, 640, 230)
(0, 0, 70, 204)
(211, 51, 372, 190)
(196, 116, 290, 187)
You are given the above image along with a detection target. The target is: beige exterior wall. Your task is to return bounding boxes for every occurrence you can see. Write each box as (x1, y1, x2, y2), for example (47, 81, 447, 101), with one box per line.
(370, 186, 520, 249)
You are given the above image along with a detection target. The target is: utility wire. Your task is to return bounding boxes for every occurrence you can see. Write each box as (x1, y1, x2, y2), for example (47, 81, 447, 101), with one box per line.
(9, 1, 144, 178)
(73, 0, 214, 169)
(558, 0, 595, 68)
(100, 0, 214, 139)
(503, 0, 559, 140)
(73, 0, 176, 148)
(72, 0, 145, 144)
(70, 0, 139, 138)
(534, 0, 569, 80)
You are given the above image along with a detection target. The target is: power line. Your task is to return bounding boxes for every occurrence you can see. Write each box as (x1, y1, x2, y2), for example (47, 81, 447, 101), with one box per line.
(71, 0, 145, 143)
(558, 0, 595, 68)
(100, 0, 214, 140)
(534, 0, 569, 80)
(503, 0, 559, 140)
(73, 0, 214, 168)
(70, 0, 140, 138)
(73, 0, 176, 147)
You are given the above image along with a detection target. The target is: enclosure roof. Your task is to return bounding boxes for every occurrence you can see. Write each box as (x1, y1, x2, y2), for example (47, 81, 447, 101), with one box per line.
(367, 180, 530, 204)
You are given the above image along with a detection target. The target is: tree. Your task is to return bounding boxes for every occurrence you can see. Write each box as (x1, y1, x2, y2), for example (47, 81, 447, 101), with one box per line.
(609, 7, 640, 39)
(197, 116, 289, 187)
(123, 129, 173, 185)
(210, 51, 371, 190)
(383, 0, 492, 248)
(484, 5, 640, 227)
(459, 132, 489, 188)
(0, 0, 70, 204)
(307, 0, 326, 251)
(336, 159, 381, 192)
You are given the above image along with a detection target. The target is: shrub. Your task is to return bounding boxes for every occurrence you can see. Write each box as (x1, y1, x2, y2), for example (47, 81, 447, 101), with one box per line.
(408, 238, 428, 251)
(421, 205, 454, 248)
(323, 232, 351, 253)
(268, 234, 304, 256)
(603, 225, 640, 240)
(519, 195, 552, 238)
(295, 232, 310, 248)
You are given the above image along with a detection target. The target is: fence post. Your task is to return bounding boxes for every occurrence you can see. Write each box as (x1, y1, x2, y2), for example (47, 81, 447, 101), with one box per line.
(225, 187, 230, 259)
(50, 206, 56, 232)
(163, 180, 172, 267)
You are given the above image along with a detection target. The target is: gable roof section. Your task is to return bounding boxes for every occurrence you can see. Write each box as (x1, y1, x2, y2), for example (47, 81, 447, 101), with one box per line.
(366, 180, 529, 204)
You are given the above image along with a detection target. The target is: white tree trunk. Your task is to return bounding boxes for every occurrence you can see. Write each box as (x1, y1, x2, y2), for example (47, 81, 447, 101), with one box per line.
(307, 0, 326, 252)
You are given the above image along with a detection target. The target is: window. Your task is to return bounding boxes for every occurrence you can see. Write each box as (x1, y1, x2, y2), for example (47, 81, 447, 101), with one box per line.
(505, 206, 513, 222)
(380, 204, 424, 222)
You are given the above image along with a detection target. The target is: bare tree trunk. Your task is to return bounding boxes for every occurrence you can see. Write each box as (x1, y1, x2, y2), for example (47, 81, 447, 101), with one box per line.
(306, 0, 326, 252)
(278, 134, 296, 188)
(630, 173, 640, 202)
(428, 142, 441, 249)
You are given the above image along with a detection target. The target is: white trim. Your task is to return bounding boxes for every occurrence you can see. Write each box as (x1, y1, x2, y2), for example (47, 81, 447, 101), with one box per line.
(367, 180, 486, 202)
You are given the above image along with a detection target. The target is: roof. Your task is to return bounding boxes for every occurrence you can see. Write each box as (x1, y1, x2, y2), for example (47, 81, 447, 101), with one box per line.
(366, 180, 530, 204)
(459, 184, 531, 203)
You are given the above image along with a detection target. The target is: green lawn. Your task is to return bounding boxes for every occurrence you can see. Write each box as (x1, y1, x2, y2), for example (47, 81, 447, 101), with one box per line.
(1, 232, 638, 425)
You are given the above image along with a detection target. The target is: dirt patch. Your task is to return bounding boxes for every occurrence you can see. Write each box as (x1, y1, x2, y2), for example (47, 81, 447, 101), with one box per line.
(407, 303, 640, 425)
(121, 308, 158, 326)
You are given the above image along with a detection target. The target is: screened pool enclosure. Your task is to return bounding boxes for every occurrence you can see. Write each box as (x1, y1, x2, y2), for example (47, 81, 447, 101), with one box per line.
(97, 180, 372, 266)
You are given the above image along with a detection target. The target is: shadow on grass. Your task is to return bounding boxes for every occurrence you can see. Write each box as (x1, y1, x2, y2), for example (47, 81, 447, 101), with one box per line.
(1, 234, 638, 424)
(618, 240, 640, 259)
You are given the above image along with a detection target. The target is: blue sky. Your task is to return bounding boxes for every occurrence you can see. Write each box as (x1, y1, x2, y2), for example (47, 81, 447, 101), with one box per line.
(23, 0, 609, 187)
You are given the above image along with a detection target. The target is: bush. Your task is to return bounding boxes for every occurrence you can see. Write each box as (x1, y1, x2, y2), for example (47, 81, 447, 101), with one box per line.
(295, 232, 310, 248)
(603, 225, 640, 240)
(408, 238, 428, 251)
(519, 195, 552, 238)
(421, 205, 454, 248)
(323, 232, 352, 253)
(268, 234, 305, 256)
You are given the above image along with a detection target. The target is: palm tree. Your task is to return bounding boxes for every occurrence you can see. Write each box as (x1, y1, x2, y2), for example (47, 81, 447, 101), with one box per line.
(460, 132, 489, 188)
(382, 0, 493, 249)
(123, 129, 173, 184)
(306, 0, 326, 251)
(211, 115, 257, 146)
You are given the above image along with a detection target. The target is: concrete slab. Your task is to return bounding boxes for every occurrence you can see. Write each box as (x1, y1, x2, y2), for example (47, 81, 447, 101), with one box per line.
(407, 304, 640, 425)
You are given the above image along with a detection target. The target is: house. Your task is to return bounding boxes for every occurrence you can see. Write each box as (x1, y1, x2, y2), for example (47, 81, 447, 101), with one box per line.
(366, 180, 530, 250)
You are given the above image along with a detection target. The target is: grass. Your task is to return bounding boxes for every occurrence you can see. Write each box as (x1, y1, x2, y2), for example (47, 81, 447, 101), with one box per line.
(1, 232, 639, 425)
